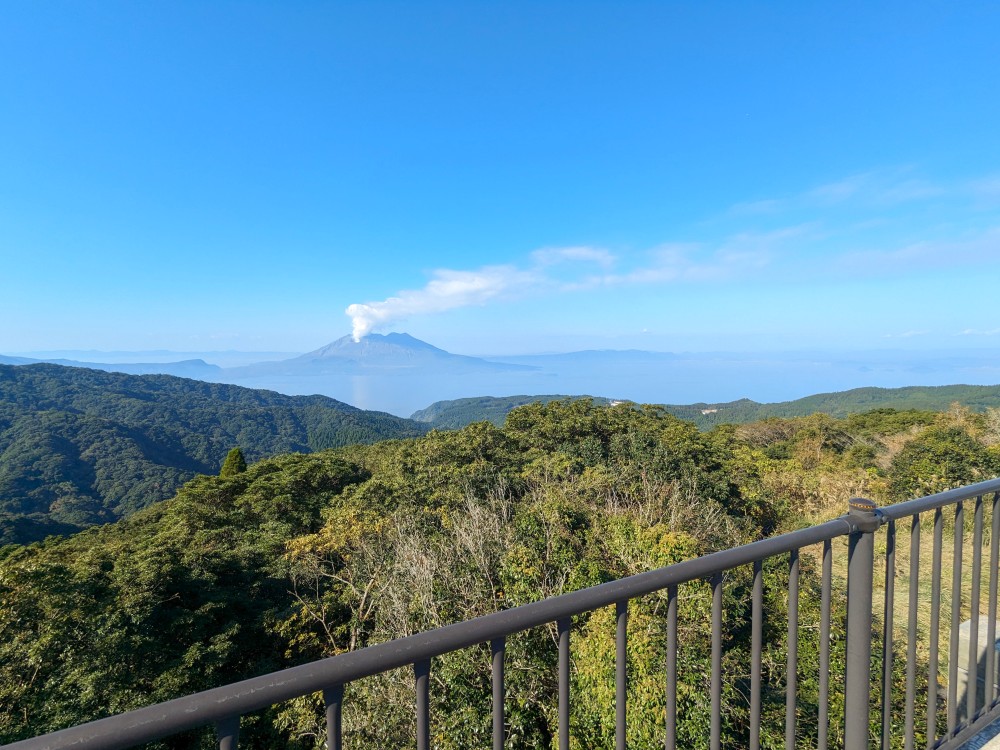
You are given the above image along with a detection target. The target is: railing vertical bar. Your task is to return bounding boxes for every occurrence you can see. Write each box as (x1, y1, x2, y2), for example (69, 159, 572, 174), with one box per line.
(948, 501, 964, 735)
(818, 541, 832, 750)
(905, 514, 920, 750)
(786, 549, 799, 750)
(215, 716, 239, 750)
(558, 617, 571, 750)
(415, 659, 430, 750)
(492, 637, 505, 750)
(988, 492, 1000, 708)
(751, 560, 763, 750)
(665, 585, 678, 750)
(323, 685, 343, 750)
(882, 518, 896, 749)
(711, 572, 723, 750)
(616, 600, 628, 750)
(968, 496, 984, 722)
(844, 498, 878, 750)
(928, 507, 944, 747)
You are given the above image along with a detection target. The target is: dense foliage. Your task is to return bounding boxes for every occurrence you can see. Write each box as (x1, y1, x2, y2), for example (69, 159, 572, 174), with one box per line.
(2, 399, 997, 747)
(411, 394, 614, 429)
(0, 364, 428, 544)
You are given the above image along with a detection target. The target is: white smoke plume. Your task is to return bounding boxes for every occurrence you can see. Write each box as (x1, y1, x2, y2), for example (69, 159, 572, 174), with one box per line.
(346, 265, 533, 341)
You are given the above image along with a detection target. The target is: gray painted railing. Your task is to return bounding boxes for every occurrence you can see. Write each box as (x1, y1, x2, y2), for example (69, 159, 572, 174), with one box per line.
(7, 478, 1000, 750)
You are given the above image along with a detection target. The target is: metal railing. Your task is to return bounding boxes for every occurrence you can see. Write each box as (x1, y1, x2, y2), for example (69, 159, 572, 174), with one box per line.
(7, 478, 1000, 750)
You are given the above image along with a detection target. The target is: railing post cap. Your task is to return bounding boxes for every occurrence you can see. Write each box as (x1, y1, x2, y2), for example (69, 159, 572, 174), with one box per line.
(848, 497, 883, 532)
(848, 497, 877, 515)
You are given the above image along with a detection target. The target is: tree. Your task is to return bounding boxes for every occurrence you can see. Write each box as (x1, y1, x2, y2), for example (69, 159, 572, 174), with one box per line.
(888, 426, 997, 500)
(220, 447, 247, 477)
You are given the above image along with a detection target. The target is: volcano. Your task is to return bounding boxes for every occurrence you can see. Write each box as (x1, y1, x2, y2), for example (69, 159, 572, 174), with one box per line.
(226, 333, 537, 375)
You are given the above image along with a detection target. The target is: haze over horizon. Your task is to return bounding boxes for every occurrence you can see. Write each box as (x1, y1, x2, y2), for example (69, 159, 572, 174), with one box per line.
(3, 4, 999, 357)
(9, 331, 1000, 419)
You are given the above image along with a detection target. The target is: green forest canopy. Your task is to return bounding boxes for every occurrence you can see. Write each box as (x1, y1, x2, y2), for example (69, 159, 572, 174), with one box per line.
(3, 399, 998, 748)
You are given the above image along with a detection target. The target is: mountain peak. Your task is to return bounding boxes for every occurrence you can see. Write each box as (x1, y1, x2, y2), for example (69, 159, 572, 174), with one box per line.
(303, 332, 449, 360)
(372, 332, 446, 352)
(279, 333, 535, 376)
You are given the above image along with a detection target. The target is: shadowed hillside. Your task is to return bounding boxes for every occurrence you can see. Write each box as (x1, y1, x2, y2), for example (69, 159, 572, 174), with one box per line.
(0, 363, 428, 544)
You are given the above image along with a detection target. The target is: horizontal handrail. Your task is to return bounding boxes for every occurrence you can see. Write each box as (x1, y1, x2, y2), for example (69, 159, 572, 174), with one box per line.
(5, 517, 859, 750)
(879, 477, 1000, 521)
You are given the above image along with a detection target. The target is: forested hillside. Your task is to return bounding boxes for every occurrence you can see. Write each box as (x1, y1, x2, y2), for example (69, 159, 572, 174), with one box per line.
(415, 383, 1000, 430)
(410, 394, 614, 428)
(3, 400, 997, 748)
(0, 364, 428, 544)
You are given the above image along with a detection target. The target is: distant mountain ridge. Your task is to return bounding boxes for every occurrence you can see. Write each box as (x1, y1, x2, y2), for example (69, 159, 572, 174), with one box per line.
(0, 363, 428, 545)
(0, 352, 222, 378)
(3, 332, 539, 381)
(411, 383, 1000, 430)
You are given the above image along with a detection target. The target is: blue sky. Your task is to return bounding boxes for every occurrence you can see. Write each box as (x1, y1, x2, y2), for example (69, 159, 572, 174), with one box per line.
(2, 2, 998, 355)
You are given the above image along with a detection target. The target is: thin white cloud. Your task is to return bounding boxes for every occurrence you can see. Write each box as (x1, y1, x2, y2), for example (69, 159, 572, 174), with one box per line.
(606, 241, 773, 285)
(806, 170, 943, 207)
(883, 330, 928, 339)
(718, 224, 815, 254)
(345, 168, 1000, 339)
(728, 198, 786, 216)
(719, 168, 1000, 280)
(875, 178, 943, 205)
(344, 235, 781, 338)
(968, 176, 1000, 207)
(607, 226, 802, 285)
(731, 168, 949, 219)
(957, 328, 1000, 336)
(531, 245, 616, 268)
(807, 174, 869, 204)
(835, 227, 1000, 274)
